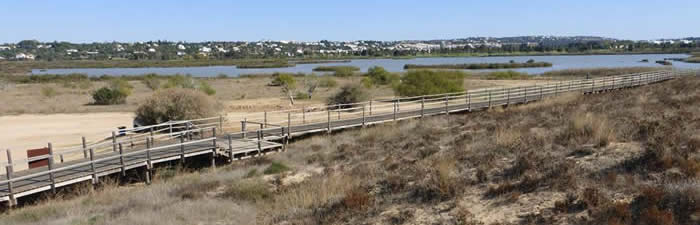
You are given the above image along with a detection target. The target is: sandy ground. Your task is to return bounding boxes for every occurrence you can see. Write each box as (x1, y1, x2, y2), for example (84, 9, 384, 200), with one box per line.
(0, 78, 549, 173)
(0, 113, 134, 172)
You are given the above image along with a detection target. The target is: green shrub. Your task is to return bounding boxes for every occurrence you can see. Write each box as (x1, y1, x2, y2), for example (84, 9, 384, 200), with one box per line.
(134, 88, 218, 125)
(295, 92, 310, 100)
(108, 78, 133, 96)
(263, 161, 290, 175)
(91, 87, 127, 105)
(163, 74, 196, 89)
(198, 80, 216, 96)
(365, 66, 399, 86)
(313, 66, 360, 77)
(270, 73, 296, 87)
(327, 84, 368, 107)
(141, 74, 161, 90)
(394, 70, 465, 96)
(162, 74, 215, 95)
(40, 86, 57, 98)
(319, 76, 338, 88)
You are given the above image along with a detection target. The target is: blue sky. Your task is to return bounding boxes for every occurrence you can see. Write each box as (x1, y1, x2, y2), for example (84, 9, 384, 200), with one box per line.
(1, 0, 698, 43)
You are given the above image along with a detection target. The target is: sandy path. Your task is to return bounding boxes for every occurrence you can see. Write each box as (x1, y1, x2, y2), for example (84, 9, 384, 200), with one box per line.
(0, 112, 134, 172)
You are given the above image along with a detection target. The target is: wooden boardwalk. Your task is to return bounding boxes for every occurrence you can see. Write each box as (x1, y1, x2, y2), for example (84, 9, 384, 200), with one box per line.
(0, 69, 690, 207)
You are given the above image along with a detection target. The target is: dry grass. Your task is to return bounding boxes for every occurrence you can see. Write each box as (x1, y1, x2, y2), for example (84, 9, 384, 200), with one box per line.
(2, 75, 698, 224)
(0, 75, 548, 116)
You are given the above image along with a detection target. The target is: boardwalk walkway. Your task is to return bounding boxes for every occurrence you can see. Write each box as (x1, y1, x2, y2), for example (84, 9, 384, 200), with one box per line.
(0, 70, 690, 206)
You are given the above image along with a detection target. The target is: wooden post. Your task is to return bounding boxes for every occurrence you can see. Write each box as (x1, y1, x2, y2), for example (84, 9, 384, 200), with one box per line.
(612, 76, 616, 90)
(5, 165, 15, 207)
(257, 130, 262, 154)
(487, 90, 492, 108)
(89, 148, 97, 184)
(555, 82, 559, 96)
(362, 105, 366, 127)
(112, 131, 117, 152)
(219, 115, 224, 132)
(591, 79, 595, 93)
(179, 135, 185, 163)
(524, 86, 528, 102)
(82, 136, 88, 159)
(539, 86, 543, 100)
(445, 95, 449, 115)
(467, 93, 471, 111)
(369, 100, 373, 116)
(5, 149, 15, 207)
(337, 110, 340, 120)
(397, 98, 400, 112)
(393, 100, 397, 121)
(241, 119, 247, 139)
(145, 137, 152, 185)
(227, 134, 233, 162)
(169, 122, 173, 134)
(211, 128, 216, 170)
(47, 142, 56, 194)
(506, 88, 511, 104)
(118, 143, 125, 176)
(421, 97, 425, 118)
(287, 112, 291, 137)
(264, 111, 268, 128)
(327, 109, 332, 134)
(282, 127, 288, 152)
(302, 107, 306, 124)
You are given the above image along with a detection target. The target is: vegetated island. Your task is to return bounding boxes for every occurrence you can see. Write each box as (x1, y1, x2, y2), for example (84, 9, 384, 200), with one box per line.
(235, 60, 293, 69)
(289, 59, 352, 64)
(684, 52, 700, 63)
(403, 60, 552, 70)
(312, 66, 360, 77)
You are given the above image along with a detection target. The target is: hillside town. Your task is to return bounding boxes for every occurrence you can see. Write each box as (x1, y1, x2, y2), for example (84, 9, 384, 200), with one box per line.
(0, 36, 698, 61)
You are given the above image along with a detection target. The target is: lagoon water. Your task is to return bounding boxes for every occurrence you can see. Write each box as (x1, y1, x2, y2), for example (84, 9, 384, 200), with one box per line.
(33, 54, 700, 77)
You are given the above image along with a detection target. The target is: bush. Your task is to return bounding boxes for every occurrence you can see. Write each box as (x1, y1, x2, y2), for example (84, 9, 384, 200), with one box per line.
(263, 161, 290, 175)
(197, 81, 216, 96)
(141, 74, 161, 90)
(269, 73, 296, 87)
(365, 66, 399, 86)
(393, 70, 465, 96)
(162, 74, 215, 95)
(313, 66, 360, 77)
(40, 86, 57, 98)
(92, 87, 127, 105)
(91, 79, 133, 105)
(318, 76, 338, 88)
(327, 84, 368, 107)
(134, 88, 218, 125)
(163, 74, 196, 89)
(295, 92, 310, 100)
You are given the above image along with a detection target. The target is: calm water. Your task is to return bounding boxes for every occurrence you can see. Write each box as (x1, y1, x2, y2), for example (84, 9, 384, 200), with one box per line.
(33, 54, 700, 77)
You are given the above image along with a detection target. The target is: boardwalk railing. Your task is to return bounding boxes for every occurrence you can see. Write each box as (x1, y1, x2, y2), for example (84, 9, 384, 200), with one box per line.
(1, 69, 696, 206)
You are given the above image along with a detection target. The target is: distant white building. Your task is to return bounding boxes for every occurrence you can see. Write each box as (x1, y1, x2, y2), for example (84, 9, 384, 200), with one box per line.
(0, 46, 11, 51)
(148, 48, 156, 53)
(15, 53, 35, 60)
(177, 51, 186, 56)
(66, 49, 79, 54)
(86, 51, 99, 55)
(199, 46, 212, 53)
(115, 44, 125, 52)
(177, 44, 186, 50)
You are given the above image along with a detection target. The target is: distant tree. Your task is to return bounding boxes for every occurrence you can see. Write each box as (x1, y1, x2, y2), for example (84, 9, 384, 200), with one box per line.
(273, 73, 297, 105)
